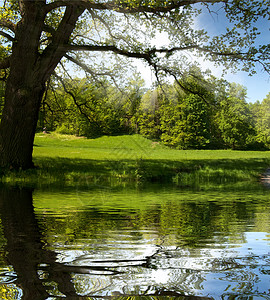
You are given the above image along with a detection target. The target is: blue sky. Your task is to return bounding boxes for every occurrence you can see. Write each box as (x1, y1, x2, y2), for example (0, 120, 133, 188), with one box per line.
(197, 4, 270, 103)
(223, 70, 269, 103)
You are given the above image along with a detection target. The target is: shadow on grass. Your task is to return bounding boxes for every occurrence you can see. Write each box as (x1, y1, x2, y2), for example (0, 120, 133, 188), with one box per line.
(1, 155, 269, 189)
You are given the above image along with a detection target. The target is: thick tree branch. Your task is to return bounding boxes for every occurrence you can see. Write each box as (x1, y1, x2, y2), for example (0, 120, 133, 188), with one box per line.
(66, 43, 270, 73)
(40, 4, 85, 81)
(63, 44, 151, 62)
(0, 30, 15, 41)
(63, 42, 270, 82)
(48, 5, 84, 46)
(42, 24, 56, 35)
(63, 43, 247, 62)
(149, 45, 245, 57)
(0, 57, 10, 70)
(0, 19, 16, 32)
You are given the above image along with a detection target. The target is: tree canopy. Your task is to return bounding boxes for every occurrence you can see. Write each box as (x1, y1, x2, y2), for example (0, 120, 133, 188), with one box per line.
(1, 0, 269, 81)
(0, 0, 269, 168)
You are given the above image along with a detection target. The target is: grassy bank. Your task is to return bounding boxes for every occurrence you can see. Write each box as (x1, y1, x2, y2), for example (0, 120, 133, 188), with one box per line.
(1, 132, 270, 188)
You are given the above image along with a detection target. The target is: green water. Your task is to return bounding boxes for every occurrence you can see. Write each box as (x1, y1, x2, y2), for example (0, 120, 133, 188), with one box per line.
(0, 183, 270, 299)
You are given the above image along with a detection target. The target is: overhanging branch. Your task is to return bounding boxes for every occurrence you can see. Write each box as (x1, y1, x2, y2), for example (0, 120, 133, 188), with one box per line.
(63, 42, 270, 77)
(63, 43, 246, 63)
(63, 41, 269, 79)
(45, 0, 225, 14)
(64, 44, 150, 62)
(151, 45, 244, 57)
(0, 30, 15, 41)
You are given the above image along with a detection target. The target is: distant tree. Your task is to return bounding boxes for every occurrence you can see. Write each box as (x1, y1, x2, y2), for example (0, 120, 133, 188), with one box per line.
(160, 93, 212, 149)
(131, 88, 162, 139)
(253, 93, 270, 147)
(217, 95, 256, 149)
(228, 82, 248, 101)
(249, 100, 261, 123)
(121, 75, 146, 115)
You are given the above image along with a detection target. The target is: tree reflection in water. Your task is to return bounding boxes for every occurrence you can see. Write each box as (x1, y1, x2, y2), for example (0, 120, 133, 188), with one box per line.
(0, 186, 216, 299)
(0, 186, 79, 299)
(1, 184, 270, 299)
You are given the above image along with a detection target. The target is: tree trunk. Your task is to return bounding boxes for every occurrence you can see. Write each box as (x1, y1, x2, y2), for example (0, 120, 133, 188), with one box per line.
(0, 3, 46, 169)
(0, 2, 85, 169)
(0, 80, 45, 169)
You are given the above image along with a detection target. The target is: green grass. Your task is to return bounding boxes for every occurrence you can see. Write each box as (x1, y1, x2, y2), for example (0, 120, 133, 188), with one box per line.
(1, 132, 270, 188)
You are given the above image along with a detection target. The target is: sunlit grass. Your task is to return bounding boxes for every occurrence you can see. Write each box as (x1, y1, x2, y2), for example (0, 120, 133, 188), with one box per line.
(33, 132, 270, 161)
(1, 132, 270, 188)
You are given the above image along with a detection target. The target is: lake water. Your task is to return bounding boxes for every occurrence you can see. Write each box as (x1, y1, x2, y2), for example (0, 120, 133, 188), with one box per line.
(0, 182, 270, 299)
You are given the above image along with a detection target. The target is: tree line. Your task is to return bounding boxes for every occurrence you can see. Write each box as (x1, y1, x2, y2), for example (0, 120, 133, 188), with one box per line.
(33, 71, 270, 150)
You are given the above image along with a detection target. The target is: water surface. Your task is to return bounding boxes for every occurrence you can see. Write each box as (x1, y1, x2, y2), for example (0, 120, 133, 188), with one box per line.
(0, 183, 270, 299)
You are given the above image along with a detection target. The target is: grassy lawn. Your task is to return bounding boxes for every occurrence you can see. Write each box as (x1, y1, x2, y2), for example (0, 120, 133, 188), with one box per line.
(1, 132, 270, 188)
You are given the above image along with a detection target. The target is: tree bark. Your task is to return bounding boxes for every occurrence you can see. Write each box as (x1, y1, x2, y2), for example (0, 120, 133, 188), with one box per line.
(0, 2, 84, 169)
(0, 2, 46, 169)
(0, 80, 45, 169)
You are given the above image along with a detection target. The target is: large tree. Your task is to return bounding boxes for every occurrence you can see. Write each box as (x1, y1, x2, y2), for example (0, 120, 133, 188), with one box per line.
(0, 0, 269, 169)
